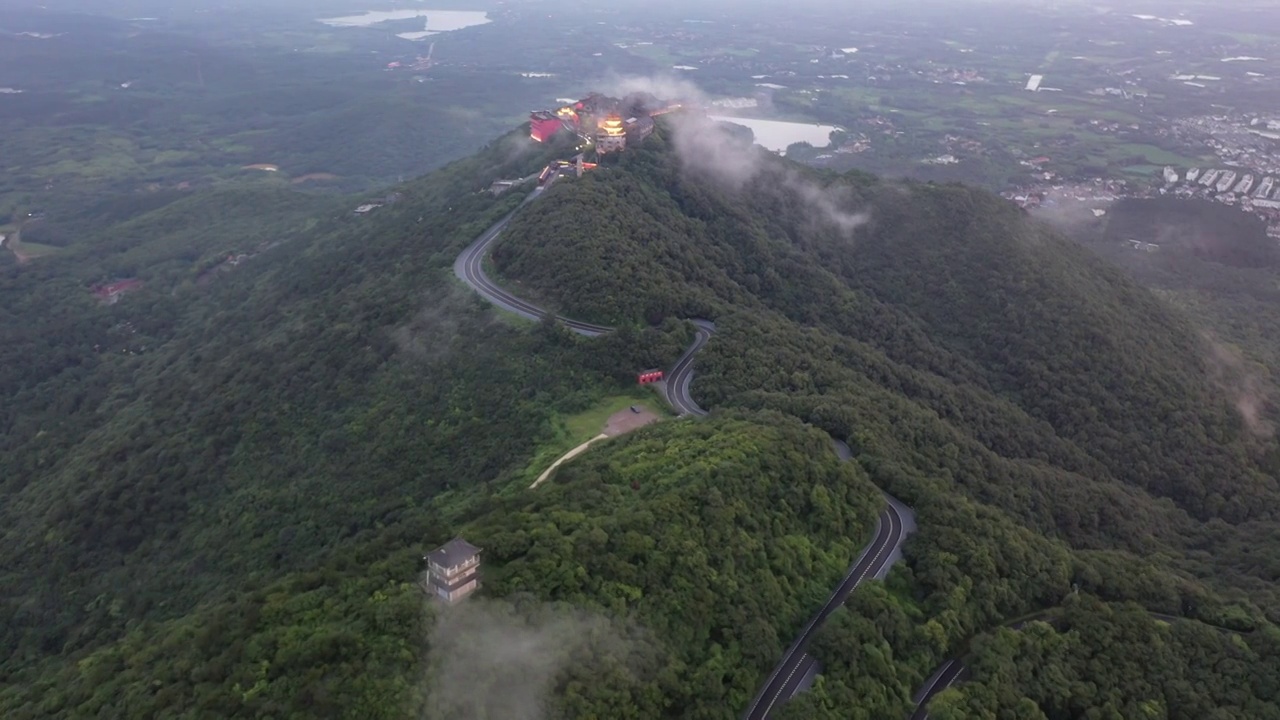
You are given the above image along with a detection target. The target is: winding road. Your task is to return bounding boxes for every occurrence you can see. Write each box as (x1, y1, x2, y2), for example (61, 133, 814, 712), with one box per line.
(455, 183, 1246, 719)
(908, 609, 1247, 719)
(453, 185, 612, 338)
(453, 182, 916, 719)
(664, 319, 715, 416)
(743, 494, 913, 720)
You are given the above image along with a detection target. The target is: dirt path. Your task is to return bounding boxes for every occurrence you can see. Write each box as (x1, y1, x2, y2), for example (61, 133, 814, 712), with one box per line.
(530, 434, 607, 489)
(6, 227, 29, 264)
(530, 406, 662, 489)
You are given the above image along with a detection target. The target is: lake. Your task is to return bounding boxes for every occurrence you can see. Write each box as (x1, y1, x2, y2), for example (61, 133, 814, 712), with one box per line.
(318, 9, 491, 39)
(709, 116, 840, 154)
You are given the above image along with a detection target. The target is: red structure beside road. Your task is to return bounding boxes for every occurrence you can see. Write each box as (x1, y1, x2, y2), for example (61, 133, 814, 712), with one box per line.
(637, 369, 664, 384)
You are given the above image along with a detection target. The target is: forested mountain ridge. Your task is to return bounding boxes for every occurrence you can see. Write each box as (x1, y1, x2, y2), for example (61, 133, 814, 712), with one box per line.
(2, 118, 1278, 719)
(490, 122, 1280, 713)
(2, 129, 671, 699)
(496, 129, 1280, 541)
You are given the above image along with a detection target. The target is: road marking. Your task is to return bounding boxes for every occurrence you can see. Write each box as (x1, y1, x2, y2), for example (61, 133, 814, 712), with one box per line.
(753, 506, 903, 719)
(853, 509, 895, 587)
(770, 655, 809, 709)
(917, 660, 962, 720)
(914, 660, 955, 706)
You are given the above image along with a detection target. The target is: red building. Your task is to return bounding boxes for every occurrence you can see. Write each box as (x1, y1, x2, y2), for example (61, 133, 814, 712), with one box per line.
(638, 369, 664, 384)
(530, 111, 564, 143)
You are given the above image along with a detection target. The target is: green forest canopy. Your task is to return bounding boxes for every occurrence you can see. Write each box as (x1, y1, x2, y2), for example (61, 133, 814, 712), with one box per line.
(1, 121, 1278, 718)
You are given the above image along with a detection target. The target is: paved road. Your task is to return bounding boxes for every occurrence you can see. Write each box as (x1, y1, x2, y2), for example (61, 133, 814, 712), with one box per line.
(664, 319, 715, 416)
(743, 497, 911, 720)
(907, 610, 1242, 718)
(453, 186, 612, 338)
(453, 182, 918, 719)
(909, 659, 966, 720)
(453, 187, 710, 412)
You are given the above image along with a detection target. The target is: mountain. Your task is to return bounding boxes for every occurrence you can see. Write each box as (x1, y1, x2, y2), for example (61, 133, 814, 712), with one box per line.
(496, 126, 1279, 546)
(2, 119, 1278, 719)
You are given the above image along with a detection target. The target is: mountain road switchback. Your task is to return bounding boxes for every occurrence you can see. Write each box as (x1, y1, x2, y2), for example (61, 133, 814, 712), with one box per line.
(453, 182, 917, 719)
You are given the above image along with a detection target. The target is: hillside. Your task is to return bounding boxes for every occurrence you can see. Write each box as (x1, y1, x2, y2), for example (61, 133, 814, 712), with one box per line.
(2, 119, 1278, 718)
(1, 129, 651, 697)
(446, 413, 881, 718)
(497, 127, 1280, 541)
(491, 122, 1280, 709)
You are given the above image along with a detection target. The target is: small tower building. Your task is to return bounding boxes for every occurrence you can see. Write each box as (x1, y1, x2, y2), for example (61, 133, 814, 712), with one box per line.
(596, 115, 628, 154)
(425, 538, 482, 604)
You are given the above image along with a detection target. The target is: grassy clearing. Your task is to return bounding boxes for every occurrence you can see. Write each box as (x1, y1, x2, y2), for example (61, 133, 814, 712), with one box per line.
(709, 46, 759, 58)
(14, 241, 60, 256)
(1122, 164, 1164, 177)
(512, 391, 672, 491)
(1107, 143, 1210, 167)
(563, 394, 668, 441)
(9, 233, 61, 259)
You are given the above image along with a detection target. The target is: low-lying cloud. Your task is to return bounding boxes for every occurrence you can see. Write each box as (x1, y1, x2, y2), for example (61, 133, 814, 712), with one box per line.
(393, 283, 494, 362)
(605, 73, 870, 236)
(417, 597, 633, 720)
(1203, 332, 1274, 438)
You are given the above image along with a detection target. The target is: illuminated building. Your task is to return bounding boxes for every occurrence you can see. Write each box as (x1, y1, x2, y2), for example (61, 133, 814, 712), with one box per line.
(596, 114, 627, 154)
(529, 91, 672, 149)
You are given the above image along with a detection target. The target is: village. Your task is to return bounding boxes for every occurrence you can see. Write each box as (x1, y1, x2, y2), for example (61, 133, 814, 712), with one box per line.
(1003, 111, 1280, 242)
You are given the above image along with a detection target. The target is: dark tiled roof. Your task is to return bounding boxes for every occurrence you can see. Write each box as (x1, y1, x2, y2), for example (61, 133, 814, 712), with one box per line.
(427, 538, 481, 567)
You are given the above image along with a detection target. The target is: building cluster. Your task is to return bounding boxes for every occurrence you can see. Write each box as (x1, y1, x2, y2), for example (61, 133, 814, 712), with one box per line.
(999, 107, 1280, 239)
(1172, 115, 1280, 176)
(1001, 177, 1130, 211)
(710, 96, 760, 110)
(1163, 166, 1280, 238)
(927, 67, 988, 85)
(1176, 167, 1278, 199)
(1006, 162, 1280, 240)
(1086, 86, 1149, 101)
(530, 91, 675, 154)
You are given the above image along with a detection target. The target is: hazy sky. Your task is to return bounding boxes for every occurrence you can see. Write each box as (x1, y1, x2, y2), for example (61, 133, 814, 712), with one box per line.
(17, 0, 1271, 12)
(8, 0, 1277, 28)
